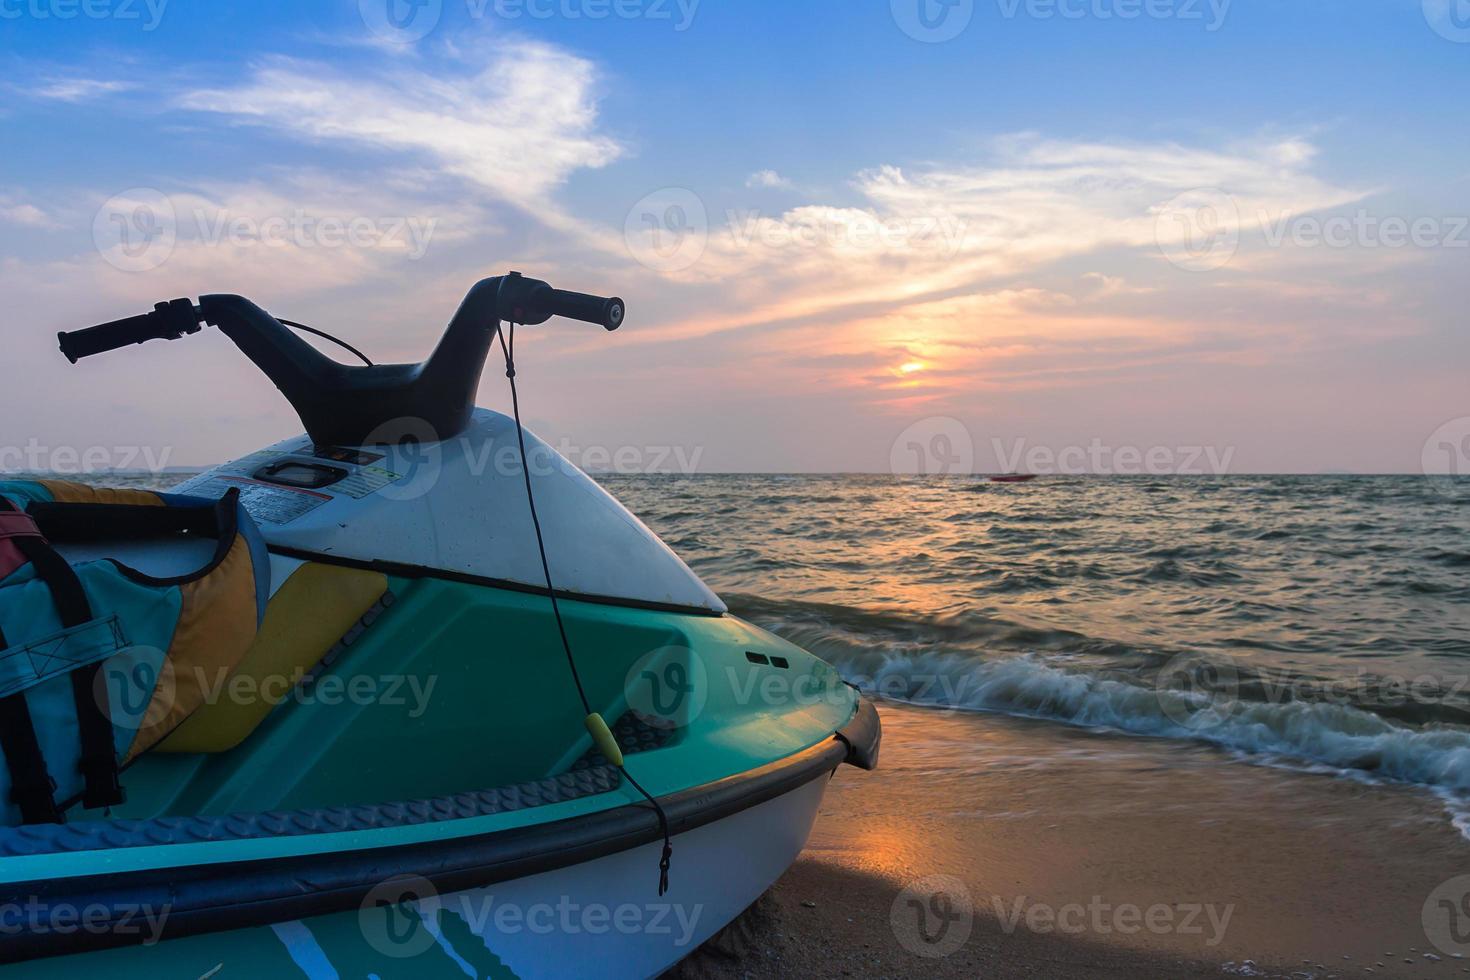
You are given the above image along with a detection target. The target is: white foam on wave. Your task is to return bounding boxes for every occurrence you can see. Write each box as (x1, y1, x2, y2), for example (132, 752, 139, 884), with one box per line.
(838, 650, 1470, 795)
(1437, 789, 1470, 843)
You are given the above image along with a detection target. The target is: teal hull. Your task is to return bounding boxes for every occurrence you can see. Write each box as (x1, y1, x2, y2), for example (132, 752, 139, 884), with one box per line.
(0, 576, 869, 975)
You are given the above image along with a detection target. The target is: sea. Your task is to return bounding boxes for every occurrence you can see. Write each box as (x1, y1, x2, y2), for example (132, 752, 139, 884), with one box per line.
(603, 474, 1470, 831)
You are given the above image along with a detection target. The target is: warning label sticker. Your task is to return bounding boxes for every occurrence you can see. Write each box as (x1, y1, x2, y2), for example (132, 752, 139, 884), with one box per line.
(177, 476, 330, 525)
(332, 465, 401, 499)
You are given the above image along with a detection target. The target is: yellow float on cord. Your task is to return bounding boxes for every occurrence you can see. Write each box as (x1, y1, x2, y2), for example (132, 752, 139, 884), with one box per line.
(584, 713, 624, 767)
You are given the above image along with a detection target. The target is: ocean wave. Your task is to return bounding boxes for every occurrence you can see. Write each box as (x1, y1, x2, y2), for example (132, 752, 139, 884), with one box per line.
(835, 649, 1470, 792)
(1423, 548, 1470, 567)
(728, 593, 1470, 792)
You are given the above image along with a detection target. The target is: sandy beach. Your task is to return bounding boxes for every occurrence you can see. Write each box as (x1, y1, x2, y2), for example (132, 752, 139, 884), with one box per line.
(677, 701, 1470, 979)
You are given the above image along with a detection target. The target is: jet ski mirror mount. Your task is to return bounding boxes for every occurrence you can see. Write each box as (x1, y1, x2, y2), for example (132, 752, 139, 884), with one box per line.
(56, 272, 624, 447)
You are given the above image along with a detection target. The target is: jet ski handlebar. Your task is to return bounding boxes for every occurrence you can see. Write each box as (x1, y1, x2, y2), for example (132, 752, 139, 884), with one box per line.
(57, 298, 203, 364)
(56, 272, 624, 445)
(508, 283, 625, 332)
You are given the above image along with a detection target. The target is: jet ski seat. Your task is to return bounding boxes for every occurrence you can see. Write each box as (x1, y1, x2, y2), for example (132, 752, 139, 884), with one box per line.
(156, 561, 389, 754)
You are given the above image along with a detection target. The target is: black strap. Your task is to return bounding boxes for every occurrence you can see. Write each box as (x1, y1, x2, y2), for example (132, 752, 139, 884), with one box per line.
(70, 666, 123, 810)
(12, 534, 92, 627)
(0, 605, 64, 824)
(0, 497, 125, 812)
(0, 499, 63, 822)
(31, 545, 125, 811)
(0, 693, 63, 825)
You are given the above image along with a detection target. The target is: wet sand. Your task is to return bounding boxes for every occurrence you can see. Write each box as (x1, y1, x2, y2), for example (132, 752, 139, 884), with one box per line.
(678, 701, 1470, 979)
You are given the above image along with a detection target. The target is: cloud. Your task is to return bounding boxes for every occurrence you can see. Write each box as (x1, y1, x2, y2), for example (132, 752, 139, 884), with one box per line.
(178, 43, 620, 208)
(745, 169, 793, 190)
(0, 171, 492, 355)
(87, 173, 487, 304)
(0, 195, 53, 228)
(1080, 272, 1153, 298)
(0, 39, 631, 379)
(630, 133, 1367, 348)
(31, 78, 137, 102)
(168, 46, 1365, 371)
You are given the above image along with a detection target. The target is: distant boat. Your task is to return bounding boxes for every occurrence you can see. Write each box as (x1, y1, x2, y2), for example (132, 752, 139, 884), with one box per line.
(990, 473, 1038, 483)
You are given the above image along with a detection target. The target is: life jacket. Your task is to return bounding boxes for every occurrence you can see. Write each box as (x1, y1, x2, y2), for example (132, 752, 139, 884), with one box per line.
(0, 480, 267, 825)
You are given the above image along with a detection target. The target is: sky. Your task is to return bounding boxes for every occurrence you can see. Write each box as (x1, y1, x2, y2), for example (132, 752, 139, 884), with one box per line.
(1, 0, 1467, 474)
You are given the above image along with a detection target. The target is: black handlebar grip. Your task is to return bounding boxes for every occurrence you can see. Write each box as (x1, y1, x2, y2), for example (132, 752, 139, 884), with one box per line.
(58, 299, 202, 363)
(543, 288, 626, 331)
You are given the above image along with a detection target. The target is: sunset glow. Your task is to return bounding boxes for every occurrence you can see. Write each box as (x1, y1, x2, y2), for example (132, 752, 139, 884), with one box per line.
(1, 5, 1464, 473)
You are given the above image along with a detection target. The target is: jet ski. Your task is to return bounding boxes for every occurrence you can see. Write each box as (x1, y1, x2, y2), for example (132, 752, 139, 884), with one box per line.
(0, 273, 879, 978)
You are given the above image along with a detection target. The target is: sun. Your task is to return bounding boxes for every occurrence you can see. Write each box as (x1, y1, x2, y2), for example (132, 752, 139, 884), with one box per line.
(898, 361, 925, 375)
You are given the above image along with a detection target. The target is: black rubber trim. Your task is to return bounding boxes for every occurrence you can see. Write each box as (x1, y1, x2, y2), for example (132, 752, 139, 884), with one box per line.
(266, 544, 727, 618)
(0, 701, 878, 964)
(26, 500, 222, 543)
(26, 490, 244, 590)
(834, 696, 881, 770)
(101, 489, 242, 589)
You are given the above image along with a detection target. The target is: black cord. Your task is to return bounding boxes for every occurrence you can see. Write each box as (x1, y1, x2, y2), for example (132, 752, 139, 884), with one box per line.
(496, 322, 588, 710)
(495, 318, 674, 896)
(278, 319, 374, 367)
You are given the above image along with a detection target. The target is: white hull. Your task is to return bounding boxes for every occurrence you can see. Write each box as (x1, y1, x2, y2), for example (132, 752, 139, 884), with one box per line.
(275, 773, 833, 979)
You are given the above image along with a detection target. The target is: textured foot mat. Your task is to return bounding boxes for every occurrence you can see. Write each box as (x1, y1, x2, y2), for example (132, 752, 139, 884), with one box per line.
(0, 709, 675, 857)
(0, 766, 623, 857)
